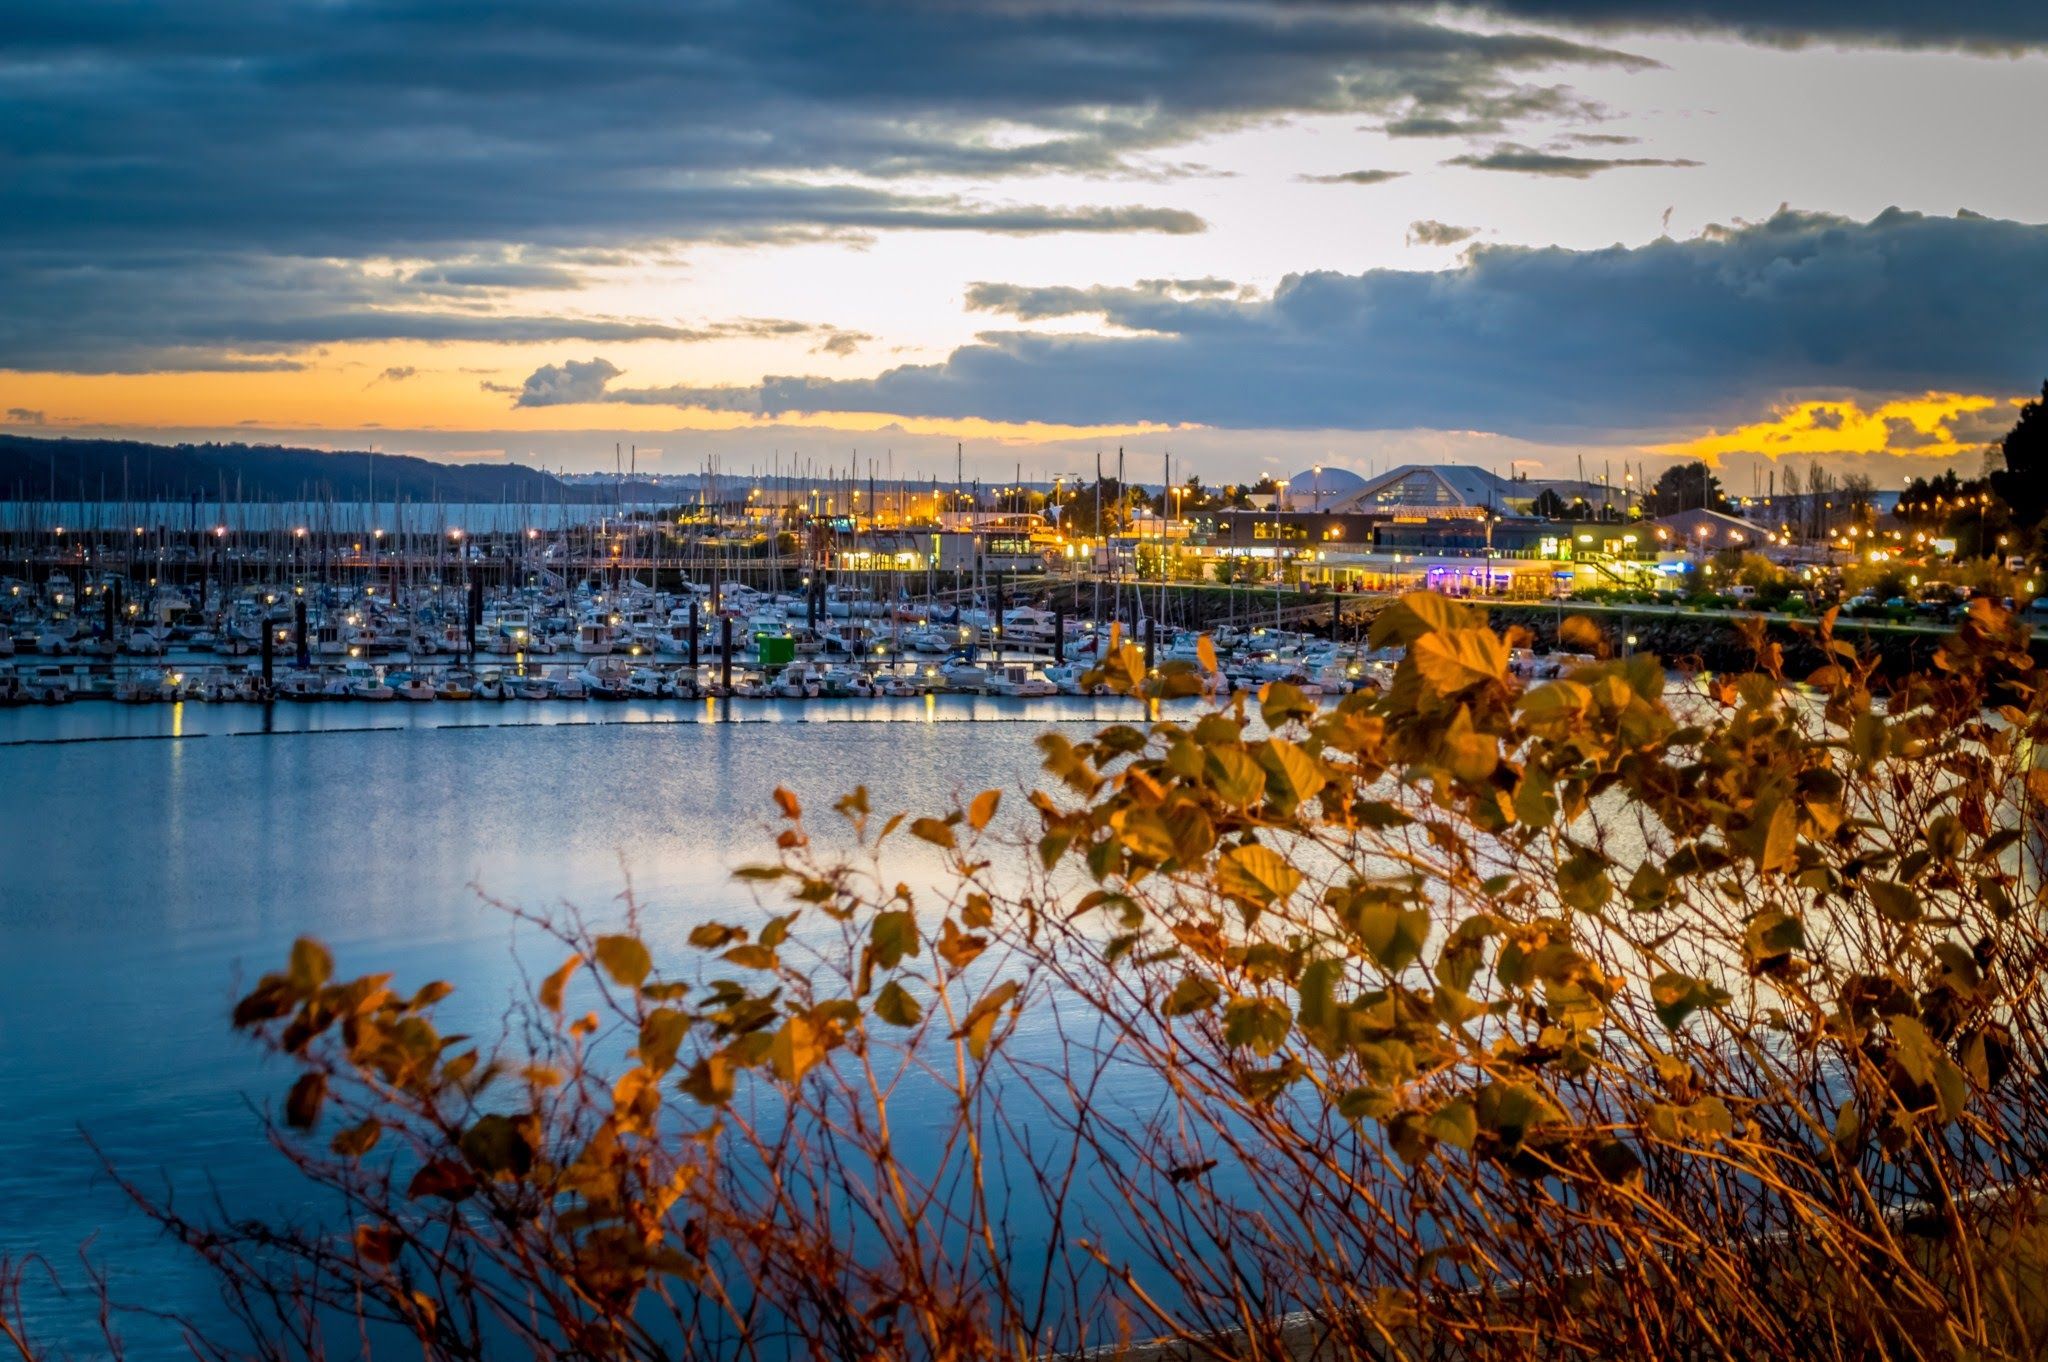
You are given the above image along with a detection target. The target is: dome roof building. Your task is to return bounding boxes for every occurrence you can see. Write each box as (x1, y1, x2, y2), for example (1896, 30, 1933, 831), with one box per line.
(1281, 466, 1368, 510)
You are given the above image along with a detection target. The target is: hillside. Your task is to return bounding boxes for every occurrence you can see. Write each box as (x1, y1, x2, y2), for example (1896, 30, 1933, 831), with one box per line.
(0, 435, 665, 504)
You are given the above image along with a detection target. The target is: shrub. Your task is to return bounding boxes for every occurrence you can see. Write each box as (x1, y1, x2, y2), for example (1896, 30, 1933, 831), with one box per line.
(28, 596, 2048, 1360)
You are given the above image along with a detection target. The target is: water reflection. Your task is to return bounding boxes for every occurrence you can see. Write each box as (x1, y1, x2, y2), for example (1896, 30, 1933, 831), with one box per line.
(0, 707, 1106, 1355)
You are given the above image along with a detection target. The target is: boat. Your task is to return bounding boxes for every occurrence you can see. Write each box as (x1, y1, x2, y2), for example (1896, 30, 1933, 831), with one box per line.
(941, 660, 991, 693)
(578, 657, 631, 699)
(819, 666, 875, 698)
(771, 664, 822, 700)
(626, 667, 674, 700)
(435, 670, 478, 701)
(275, 670, 326, 702)
(21, 665, 73, 703)
(988, 663, 1057, 698)
(393, 671, 437, 702)
(345, 663, 395, 702)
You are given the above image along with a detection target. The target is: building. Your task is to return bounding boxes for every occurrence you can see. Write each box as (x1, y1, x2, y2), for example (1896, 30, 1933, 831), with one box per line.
(1278, 466, 1368, 511)
(1323, 464, 1518, 519)
(1647, 508, 1765, 556)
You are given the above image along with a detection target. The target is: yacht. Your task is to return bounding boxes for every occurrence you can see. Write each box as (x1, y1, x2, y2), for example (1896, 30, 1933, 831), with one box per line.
(393, 671, 437, 702)
(988, 663, 1057, 698)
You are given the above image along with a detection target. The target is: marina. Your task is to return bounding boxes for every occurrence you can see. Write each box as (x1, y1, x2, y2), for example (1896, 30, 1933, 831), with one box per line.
(0, 550, 1410, 707)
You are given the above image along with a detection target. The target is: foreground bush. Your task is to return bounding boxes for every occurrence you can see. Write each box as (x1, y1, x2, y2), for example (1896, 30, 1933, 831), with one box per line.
(23, 595, 2048, 1360)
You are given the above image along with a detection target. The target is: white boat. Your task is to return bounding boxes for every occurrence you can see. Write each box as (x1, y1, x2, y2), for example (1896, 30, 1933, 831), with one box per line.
(573, 621, 614, 656)
(988, 663, 1057, 698)
(1043, 662, 1104, 696)
(344, 662, 395, 702)
(820, 666, 875, 698)
(22, 665, 73, 703)
(626, 667, 673, 699)
(275, 670, 326, 701)
(394, 672, 437, 702)
(771, 664, 821, 700)
(878, 671, 925, 698)
(1001, 606, 1058, 643)
(578, 657, 631, 699)
(943, 662, 991, 693)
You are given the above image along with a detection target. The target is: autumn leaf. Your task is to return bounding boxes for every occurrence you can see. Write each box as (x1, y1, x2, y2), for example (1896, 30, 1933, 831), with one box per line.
(1410, 628, 1509, 695)
(285, 1072, 327, 1130)
(1216, 844, 1303, 910)
(594, 935, 653, 990)
(872, 980, 923, 1027)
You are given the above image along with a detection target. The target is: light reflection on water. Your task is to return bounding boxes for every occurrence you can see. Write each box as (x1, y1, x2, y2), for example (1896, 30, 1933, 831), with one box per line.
(0, 699, 1151, 1356)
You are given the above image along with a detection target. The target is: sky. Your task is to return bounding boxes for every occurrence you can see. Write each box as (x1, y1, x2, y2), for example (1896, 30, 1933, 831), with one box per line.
(4, 0, 2046, 488)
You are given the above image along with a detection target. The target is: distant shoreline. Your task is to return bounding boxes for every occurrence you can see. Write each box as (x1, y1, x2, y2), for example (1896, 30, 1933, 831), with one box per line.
(0, 433, 673, 505)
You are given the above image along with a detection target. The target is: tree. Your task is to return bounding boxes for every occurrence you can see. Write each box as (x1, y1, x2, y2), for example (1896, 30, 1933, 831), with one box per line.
(1644, 460, 1732, 515)
(1529, 487, 1570, 519)
(1990, 379, 2048, 533)
(27, 598, 2048, 1361)
(1050, 476, 1134, 537)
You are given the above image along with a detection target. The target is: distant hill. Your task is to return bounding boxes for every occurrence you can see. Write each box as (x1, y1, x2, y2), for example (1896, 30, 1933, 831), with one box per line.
(0, 435, 668, 504)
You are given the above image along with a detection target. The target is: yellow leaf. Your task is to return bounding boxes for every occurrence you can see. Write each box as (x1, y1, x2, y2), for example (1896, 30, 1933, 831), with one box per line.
(1410, 628, 1509, 694)
(1217, 844, 1303, 909)
(539, 955, 581, 1014)
(770, 1014, 827, 1085)
(594, 935, 652, 990)
(968, 788, 1002, 831)
(1259, 737, 1326, 803)
(1197, 634, 1219, 674)
(290, 937, 333, 991)
(772, 786, 802, 819)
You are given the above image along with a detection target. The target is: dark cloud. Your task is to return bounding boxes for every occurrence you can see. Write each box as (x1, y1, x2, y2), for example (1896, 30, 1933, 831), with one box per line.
(404, 261, 587, 294)
(559, 208, 2048, 440)
(0, 246, 908, 373)
(1298, 169, 1410, 185)
(1942, 405, 2019, 445)
(1883, 416, 1942, 449)
(1406, 220, 1480, 246)
(811, 330, 873, 357)
(1807, 406, 1845, 430)
(368, 366, 419, 387)
(512, 359, 624, 408)
(1382, 83, 1613, 138)
(1411, 3, 2048, 50)
(5, 409, 47, 425)
(1445, 143, 1703, 177)
(4, 0, 1648, 372)
(963, 279, 1251, 331)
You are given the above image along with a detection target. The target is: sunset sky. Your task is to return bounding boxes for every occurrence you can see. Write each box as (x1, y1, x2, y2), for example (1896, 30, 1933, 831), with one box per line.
(6, 1, 2048, 486)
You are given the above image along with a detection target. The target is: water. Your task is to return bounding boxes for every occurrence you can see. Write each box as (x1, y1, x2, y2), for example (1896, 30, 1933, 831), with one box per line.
(0, 697, 1148, 1356)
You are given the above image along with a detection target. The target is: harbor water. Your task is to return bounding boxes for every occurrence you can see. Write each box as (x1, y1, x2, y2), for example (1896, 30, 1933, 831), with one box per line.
(0, 697, 1149, 1356)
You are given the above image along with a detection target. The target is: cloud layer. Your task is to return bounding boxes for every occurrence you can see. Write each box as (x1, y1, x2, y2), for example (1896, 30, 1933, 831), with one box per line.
(4, 0, 1653, 372)
(1423, 2, 2048, 49)
(513, 208, 2048, 441)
